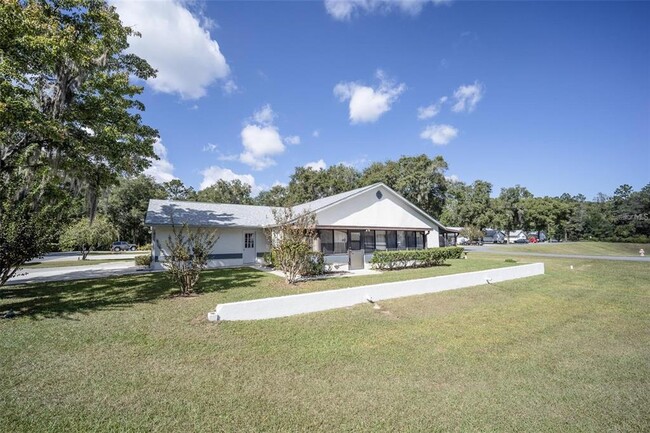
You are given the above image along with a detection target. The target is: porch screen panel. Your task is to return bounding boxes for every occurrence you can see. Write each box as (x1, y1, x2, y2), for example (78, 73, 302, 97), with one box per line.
(406, 231, 416, 249)
(416, 232, 424, 249)
(333, 230, 347, 254)
(397, 231, 406, 250)
(320, 230, 334, 254)
(375, 230, 387, 250)
(386, 231, 397, 250)
(363, 231, 375, 251)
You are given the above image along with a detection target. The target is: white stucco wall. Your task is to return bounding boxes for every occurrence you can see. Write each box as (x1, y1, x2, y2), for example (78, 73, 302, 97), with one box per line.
(316, 186, 436, 230)
(208, 263, 545, 321)
(152, 226, 269, 270)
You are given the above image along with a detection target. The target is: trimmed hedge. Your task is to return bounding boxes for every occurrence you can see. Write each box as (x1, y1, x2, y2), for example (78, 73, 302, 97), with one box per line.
(134, 255, 152, 267)
(370, 247, 464, 270)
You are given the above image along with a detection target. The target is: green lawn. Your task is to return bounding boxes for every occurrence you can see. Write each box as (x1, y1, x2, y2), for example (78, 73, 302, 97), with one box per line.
(1, 255, 648, 432)
(498, 241, 650, 256)
(24, 258, 134, 269)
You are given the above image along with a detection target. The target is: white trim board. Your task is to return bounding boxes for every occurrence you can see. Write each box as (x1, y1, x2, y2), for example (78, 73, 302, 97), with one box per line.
(208, 263, 545, 321)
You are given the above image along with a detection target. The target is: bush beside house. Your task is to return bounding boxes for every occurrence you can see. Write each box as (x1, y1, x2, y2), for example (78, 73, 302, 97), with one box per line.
(370, 247, 464, 270)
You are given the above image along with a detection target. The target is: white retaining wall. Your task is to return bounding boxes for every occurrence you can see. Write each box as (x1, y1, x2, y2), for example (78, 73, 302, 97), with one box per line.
(208, 262, 545, 321)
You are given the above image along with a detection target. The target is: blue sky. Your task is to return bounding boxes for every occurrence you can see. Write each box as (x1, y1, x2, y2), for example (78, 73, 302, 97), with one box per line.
(112, 0, 650, 199)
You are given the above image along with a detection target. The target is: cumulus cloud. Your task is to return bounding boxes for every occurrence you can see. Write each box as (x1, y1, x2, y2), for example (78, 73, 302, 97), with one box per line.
(199, 166, 257, 193)
(144, 139, 176, 183)
(334, 70, 406, 124)
(312, 130, 320, 138)
(420, 124, 458, 145)
(325, 0, 449, 21)
(252, 104, 276, 125)
(239, 105, 294, 170)
(111, 0, 231, 99)
(417, 96, 448, 120)
(284, 135, 301, 145)
(451, 81, 484, 113)
(445, 174, 460, 183)
(304, 159, 327, 171)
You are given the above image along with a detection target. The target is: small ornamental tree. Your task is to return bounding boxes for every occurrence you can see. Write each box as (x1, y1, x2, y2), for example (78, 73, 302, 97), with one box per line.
(59, 216, 118, 260)
(460, 226, 484, 244)
(157, 222, 219, 296)
(267, 208, 317, 284)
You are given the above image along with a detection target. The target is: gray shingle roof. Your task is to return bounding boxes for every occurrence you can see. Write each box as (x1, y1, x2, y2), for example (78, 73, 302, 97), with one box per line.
(145, 200, 279, 227)
(144, 182, 447, 230)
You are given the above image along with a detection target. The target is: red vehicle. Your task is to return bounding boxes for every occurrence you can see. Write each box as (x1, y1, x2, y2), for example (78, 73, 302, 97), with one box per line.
(528, 237, 538, 243)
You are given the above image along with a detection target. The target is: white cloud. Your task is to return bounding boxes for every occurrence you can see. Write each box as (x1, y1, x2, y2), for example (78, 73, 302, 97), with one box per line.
(420, 124, 458, 145)
(202, 143, 218, 152)
(325, 0, 449, 21)
(334, 70, 406, 124)
(238, 105, 297, 170)
(222, 79, 238, 95)
(284, 135, 301, 145)
(144, 139, 176, 183)
(111, 0, 230, 99)
(252, 104, 276, 125)
(304, 159, 327, 171)
(445, 174, 460, 183)
(199, 166, 257, 193)
(312, 130, 320, 138)
(417, 96, 448, 120)
(240, 124, 285, 170)
(451, 81, 484, 113)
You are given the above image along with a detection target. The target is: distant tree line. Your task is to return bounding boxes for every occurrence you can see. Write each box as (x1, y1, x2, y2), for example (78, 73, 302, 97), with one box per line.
(91, 155, 648, 248)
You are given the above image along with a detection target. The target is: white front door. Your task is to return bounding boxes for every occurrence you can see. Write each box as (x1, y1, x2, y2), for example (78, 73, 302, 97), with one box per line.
(243, 232, 256, 264)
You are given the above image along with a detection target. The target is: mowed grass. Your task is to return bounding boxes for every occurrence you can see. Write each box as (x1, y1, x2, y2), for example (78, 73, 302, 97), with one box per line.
(498, 241, 650, 256)
(1, 255, 649, 432)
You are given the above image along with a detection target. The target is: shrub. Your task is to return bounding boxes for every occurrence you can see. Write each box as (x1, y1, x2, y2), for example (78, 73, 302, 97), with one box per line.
(504, 258, 517, 263)
(158, 222, 219, 296)
(370, 247, 464, 270)
(137, 243, 152, 251)
(135, 255, 152, 267)
(302, 251, 325, 276)
(263, 251, 276, 268)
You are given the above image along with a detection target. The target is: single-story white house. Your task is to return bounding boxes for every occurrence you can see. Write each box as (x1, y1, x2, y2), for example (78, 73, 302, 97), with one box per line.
(145, 182, 450, 270)
(507, 230, 528, 242)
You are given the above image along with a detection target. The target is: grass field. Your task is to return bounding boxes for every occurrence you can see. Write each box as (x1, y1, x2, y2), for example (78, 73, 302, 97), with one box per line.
(1, 254, 648, 431)
(498, 241, 650, 256)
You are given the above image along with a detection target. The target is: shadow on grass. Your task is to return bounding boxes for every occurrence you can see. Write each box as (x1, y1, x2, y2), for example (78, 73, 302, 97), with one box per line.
(0, 268, 265, 320)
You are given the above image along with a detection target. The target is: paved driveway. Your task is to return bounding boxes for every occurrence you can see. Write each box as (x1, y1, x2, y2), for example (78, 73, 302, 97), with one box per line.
(29, 251, 147, 263)
(6, 261, 157, 286)
(465, 245, 650, 262)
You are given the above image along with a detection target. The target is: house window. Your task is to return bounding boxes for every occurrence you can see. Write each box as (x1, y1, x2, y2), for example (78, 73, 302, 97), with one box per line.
(333, 230, 347, 254)
(375, 230, 386, 250)
(363, 230, 375, 251)
(416, 232, 424, 249)
(320, 230, 334, 255)
(386, 230, 397, 250)
(244, 233, 255, 248)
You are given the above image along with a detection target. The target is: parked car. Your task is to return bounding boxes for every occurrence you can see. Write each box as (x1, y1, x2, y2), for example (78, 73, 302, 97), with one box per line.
(111, 241, 137, 251)
(528, 237, 538, 243)
(513, 238, 529, 244)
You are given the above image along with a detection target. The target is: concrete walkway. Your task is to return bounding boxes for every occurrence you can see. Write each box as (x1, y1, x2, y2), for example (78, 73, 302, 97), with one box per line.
(6, 262, 155, 286)
(28, 251, 146, 263)
(466, 247, 650, 262)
